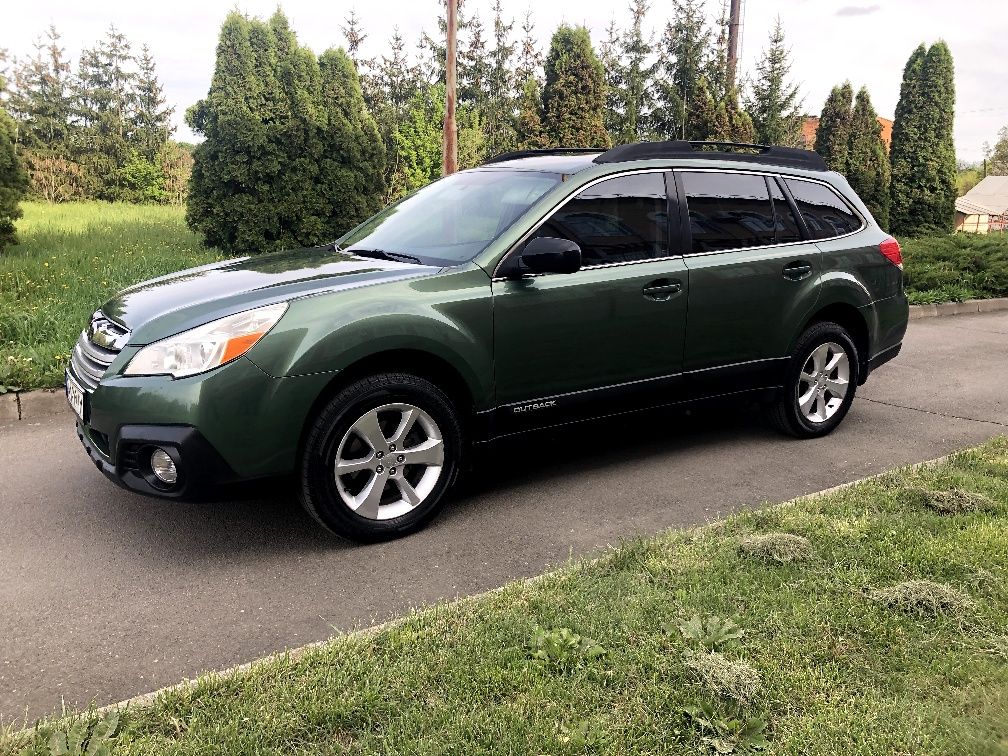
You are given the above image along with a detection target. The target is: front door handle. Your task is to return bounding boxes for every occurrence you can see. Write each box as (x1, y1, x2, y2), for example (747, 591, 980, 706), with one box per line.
(642, 279, 683, 301)
(782, 261, 813, 281)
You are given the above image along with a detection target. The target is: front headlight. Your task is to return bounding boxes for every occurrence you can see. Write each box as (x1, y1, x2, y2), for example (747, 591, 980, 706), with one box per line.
(124, 303, 288, 378)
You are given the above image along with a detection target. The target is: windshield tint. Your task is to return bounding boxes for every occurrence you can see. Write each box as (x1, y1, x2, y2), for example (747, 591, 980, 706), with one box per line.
(341, 169, 562, 266)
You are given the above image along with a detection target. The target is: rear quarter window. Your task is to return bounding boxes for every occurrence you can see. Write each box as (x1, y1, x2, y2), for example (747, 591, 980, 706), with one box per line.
(785, 178, 862, 239)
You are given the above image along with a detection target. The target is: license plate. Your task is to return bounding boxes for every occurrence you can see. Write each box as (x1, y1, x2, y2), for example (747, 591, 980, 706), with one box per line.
(65, 371, 86, 421)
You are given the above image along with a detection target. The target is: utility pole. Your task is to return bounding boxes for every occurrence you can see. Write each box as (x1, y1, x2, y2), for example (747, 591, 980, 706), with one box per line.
(726, 0, 742, 88)
(442, 0, 458, 176)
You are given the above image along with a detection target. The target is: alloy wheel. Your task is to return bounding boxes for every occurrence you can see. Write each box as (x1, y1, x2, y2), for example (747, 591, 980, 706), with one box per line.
(797, 341, 850, 424)
(334, 403, 445, 520)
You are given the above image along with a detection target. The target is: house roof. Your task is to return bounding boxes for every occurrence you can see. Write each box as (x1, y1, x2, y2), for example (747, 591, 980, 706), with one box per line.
(955, 196, 994, 216)
(962, 176, 1008, 215)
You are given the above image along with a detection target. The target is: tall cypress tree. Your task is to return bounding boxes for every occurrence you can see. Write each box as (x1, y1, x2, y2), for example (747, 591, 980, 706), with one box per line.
(917, 41, 956, 232)
(515, 76, 546, 149)
(846, 87, 890, 229)
(888, 44, 926, 235)
(541, 25, 610, 148)
(317, 48, 386, 237)
(814, 82, 853, 171)
(745, 18, 803, 147)
(1, 61, 30, 251)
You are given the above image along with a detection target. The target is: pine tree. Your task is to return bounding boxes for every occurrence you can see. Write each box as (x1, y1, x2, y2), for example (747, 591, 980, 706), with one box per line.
(340, 10, 368, 70)
(888, 44, 926, 235)
(459, 12, 490, 113)
(514, 11, 542, 87)
(814, 82, 853, 171)
(8, 25, 73, 150)
(651, 0, 712, 141)
(599, 20, 624, 141)
(484, 0, 517, 158)
(317, 48, 386, 236)
(540, 25, 610, 148)
(419, 0, 468, 85)
(845, 87, 890, 229)
(704, 3, 754, 143)
(131, 44, 174, 160)
(916, 41, 956, 232)
(745, 18, 803, 147)
(515, 76, 546, 149)
(617, 0, 656, 143)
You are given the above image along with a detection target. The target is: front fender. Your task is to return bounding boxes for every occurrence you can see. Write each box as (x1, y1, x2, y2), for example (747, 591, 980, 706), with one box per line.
(245, 265, 494, 410)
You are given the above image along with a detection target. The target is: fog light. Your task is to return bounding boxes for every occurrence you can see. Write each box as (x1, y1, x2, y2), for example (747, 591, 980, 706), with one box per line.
(150, 448, 178, 485)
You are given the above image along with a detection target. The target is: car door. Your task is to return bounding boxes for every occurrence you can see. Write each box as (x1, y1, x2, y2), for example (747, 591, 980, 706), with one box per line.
(675, 170, 822, 394)
(491, 171, 689, 434)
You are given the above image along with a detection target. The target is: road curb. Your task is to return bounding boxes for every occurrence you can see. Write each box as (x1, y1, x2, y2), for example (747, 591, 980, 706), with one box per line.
(76, 450, 958, 721)
(908, 297, 1008, 320)
(2, 298, 1007, 426)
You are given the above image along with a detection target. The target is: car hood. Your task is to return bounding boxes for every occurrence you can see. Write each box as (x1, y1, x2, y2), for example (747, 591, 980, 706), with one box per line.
(100, 247, 438, 345)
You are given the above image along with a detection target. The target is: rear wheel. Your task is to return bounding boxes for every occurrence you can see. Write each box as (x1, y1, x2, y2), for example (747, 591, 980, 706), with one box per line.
(769, 322, 859, 438)
(300, 373, 462, 541)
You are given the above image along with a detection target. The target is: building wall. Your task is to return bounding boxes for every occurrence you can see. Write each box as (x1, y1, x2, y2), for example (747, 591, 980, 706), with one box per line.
(955, 212, 990, 234)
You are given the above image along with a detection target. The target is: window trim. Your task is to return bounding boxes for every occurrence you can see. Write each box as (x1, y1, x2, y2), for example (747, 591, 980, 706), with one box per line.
(674, 168, 866, 258)
(491, 167, 679, 280)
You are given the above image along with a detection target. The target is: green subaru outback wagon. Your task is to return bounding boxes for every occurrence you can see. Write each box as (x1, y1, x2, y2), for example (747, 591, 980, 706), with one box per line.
(68, 141, 908, 541)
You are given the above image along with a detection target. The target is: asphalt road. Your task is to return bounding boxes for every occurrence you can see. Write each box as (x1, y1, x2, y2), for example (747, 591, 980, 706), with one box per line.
(2, 311, 1007, 723)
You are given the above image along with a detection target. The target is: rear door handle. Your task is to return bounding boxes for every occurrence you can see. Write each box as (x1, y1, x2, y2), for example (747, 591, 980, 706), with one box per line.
(782, 261, 813, 281)
(642, 279, 682, 301)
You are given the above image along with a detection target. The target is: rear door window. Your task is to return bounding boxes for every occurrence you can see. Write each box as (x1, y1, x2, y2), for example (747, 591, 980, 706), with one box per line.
(784, 178, 862, 239)
(681, 171, 776, 253)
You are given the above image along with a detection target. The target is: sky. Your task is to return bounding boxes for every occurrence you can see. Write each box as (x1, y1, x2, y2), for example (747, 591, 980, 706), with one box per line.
(4, 0, 1007, 163)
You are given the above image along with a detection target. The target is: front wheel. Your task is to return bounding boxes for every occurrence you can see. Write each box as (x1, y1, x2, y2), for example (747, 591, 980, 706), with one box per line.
(769, 322, 859, 438)
(300, 373, 463, 541)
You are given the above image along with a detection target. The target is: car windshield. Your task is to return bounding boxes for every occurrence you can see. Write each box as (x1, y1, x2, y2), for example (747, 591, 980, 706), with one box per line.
(340, 169, 563, 266)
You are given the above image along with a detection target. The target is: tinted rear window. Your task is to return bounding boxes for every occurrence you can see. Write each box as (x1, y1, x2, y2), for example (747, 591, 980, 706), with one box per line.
(785, 179, 862, 239)
(681, 172, 776, 253)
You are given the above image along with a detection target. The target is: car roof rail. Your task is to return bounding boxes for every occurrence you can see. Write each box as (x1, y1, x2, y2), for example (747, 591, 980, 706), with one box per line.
(482, 147, 605, 165)
(593, 140, 827, 171)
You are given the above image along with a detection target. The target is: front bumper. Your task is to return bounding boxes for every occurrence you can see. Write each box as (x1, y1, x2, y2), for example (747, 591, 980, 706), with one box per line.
(76, 420, 239, 499)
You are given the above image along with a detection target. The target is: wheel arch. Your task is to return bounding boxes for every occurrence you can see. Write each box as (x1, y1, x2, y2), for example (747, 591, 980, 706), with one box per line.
(295, 348, 480, 464)
(799, 302, 870, 384)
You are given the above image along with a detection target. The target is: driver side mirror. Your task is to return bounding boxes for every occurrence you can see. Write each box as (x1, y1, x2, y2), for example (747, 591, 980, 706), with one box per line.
(517, 237, 582, 276)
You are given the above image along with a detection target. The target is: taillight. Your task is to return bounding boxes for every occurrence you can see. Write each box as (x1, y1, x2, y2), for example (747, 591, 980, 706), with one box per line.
(879, 237, 903, 269)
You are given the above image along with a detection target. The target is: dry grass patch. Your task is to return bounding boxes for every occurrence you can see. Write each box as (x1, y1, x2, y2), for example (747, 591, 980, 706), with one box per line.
(905, 487, 997, 515)
(869, 579, 975, 619)
(738, 532, 811, 563)
(682, 650, 763, 712)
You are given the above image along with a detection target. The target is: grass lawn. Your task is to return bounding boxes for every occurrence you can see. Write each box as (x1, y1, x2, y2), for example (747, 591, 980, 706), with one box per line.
(901, 232, 1008, 305)
(0, 202, 224, 390)
(4, 438, 1007, 755)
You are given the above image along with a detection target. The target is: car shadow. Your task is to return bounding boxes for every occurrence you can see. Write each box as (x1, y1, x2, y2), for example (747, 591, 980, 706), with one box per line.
(100, 395, 780, 562)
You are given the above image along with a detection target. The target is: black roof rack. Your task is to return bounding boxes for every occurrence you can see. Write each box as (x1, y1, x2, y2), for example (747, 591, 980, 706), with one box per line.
(482, 147, 605, 165)
(593, 140, 827, 171)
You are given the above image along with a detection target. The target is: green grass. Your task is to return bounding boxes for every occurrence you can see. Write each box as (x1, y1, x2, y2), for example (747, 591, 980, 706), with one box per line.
(5, 438, 1007, 755)
(902, 232, 1008, 305)
(0, 202, 224, 390)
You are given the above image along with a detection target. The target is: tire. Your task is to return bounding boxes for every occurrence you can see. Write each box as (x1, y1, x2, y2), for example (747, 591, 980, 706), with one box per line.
(768, 322, 860, 439)
(300, 373, 463, 542)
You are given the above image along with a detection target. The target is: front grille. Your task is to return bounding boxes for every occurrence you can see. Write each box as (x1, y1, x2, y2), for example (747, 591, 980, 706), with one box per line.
(68, 312, 130, 391)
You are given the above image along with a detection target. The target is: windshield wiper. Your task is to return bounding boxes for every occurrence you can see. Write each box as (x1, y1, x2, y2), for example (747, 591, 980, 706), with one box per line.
(348, 248, 423, 265)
